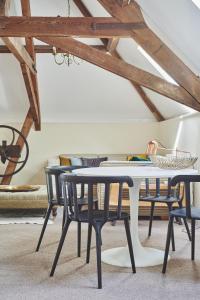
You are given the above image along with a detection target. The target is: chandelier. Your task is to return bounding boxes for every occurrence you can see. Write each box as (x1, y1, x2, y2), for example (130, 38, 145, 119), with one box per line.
(52, 47, 82, 66)
(52, 0, 83, 66)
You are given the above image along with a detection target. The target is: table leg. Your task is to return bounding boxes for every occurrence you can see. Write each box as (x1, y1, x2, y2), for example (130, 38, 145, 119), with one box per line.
(102, 178, 168, 267)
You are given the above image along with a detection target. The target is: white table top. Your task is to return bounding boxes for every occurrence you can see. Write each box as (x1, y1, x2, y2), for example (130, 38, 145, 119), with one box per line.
(73, 166, 198, 178)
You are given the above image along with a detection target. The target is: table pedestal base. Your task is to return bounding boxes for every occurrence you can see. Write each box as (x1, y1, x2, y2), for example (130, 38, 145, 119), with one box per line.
(102, 245, 168, 268)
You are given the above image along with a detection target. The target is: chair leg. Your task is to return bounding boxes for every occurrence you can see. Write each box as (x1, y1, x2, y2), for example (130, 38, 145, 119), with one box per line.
(191, 219, 196, 261)
(148, 202, 155, 237)
(94, 200, 98, 210)
(162, 216, 174, 274)
(176, 202, 183, 225)
(77, 221, 81, 257)
(124, 218, 136, 273)
(183, 218, 192, 241)
(62, 207, 66, 229)
(94, 225, 102, 289)
(178, 202, 191, 241)
(167, 203, 175, 251)
(36, 203, 53, 252)
(86, 223, 92, 263)
(171, 222, 175, 252)
(50, 218, 71, 277)
(52, 207, 58, 218)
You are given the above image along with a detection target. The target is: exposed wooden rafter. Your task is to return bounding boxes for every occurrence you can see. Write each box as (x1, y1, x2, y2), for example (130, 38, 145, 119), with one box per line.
(73, 0, 118, 53)
(0, 16, 146, 37)
(97, 0, 200, 105)
(0, 44, 107, 53)
(112, 51, 165, 121)
(118, 0, 131, 7)
(20, 0, 41, 131)
(73, 0, 108, 47)
(74, 0, 164, 121)
(131, 83, 164, 121)
(21, 63, 40, 125)
(73, 0, 164, 121)
(38, 37, 200, 112)
(0, 0, 10, 15)
(0, 0, 40, 130)
(0, 37, 36, 74)
(1, 108, 33, 184)
(106, 38, 120, 53)
(0, 1, 36, 74)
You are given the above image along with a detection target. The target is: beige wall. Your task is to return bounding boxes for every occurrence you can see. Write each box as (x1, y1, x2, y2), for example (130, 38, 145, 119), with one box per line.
(4, 122, 159, 185)
(158, 112, 200, 206)
(2, 118, 200, 205)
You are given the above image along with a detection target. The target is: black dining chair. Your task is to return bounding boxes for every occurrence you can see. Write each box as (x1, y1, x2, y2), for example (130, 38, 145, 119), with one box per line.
(162, 175, 200, 273)
(50, 174, 136, 289)
(36, 165, 98, 256)
(139, 177, 191, 250)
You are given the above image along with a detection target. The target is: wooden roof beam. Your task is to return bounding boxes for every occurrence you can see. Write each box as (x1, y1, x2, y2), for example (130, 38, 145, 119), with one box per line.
(0, 16, 146, 37)
(0, 0, 40, 130)
(20, 0, 41, 130)
(21, 63, 40, 128)
(106, 38, 120, 53)
(0, 37, 36, 74)
(73, 0, 164, 121)
(131, 83, 164, 121)
(73, 0, 108, 47)
(0, 0, 10, 15)
(113, 50, 164, 121)
(97, 0, 200, 105)
(0, 2, 36, 74)
(0, 44, 107, 53)
(118, 0, 131, 7)
(38, 37, 200, 112)
(73, 0, 118, 52)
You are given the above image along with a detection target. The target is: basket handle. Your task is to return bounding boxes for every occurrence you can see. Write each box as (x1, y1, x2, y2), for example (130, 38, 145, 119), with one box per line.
(157, 147, 191, 157)
(146, 140, 191, 157)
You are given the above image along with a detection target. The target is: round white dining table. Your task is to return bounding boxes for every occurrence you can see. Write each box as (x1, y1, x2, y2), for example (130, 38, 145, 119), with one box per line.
(73, 166, 198, 268)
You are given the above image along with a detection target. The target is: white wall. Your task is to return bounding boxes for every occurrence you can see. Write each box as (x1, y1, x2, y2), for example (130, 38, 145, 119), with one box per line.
(4, 122, 158, 185)
(158, 112, 200, 206)
(158, 112, 200, 158)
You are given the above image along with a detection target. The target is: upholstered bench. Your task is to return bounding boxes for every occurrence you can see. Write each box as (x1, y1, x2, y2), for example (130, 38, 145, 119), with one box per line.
(0, 185, 48, 210)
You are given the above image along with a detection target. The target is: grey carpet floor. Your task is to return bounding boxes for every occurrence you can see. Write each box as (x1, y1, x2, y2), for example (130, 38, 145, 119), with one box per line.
(1, 212, 200, 300)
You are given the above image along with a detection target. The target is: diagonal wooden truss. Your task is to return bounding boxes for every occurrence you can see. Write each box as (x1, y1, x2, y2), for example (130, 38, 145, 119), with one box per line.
(0, 0, 39, 183)
(97, 0, 200, 105)
(1, 0, 200, 182)
(73, 0, 164, 121)
(0, 0, 40, 130)
(38, 36, 200, 111)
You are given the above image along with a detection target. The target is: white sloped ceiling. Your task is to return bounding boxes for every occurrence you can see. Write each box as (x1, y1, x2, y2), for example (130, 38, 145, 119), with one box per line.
(0, 0, 199, 123)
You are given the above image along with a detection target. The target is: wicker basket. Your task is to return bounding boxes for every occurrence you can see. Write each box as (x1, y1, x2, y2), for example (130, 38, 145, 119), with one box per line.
(150, 155, 198, 169)
(148, 143, 198, 170)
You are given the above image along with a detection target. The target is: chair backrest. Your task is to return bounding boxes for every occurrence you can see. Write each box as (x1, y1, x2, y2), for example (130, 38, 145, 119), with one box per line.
(144, 177, 181, 199)
(45, 166, 86, 205)
(171, 175, 200, 218)
(60, 174, 133, 223)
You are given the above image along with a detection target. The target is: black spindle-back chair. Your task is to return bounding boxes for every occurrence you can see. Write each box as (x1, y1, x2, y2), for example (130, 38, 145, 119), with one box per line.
(162, 175, 200, 273)
(36, 165, 97, 256)
(50, 174, 136, 289)
(139, 177, 191, 250)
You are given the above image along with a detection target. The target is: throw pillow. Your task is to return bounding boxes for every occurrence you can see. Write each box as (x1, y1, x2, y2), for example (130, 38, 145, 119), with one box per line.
(71, 157, 83, 166)
(81, 157, 108, 167)
(59, 155, 71, 166)
(127, 154, 150, 161)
